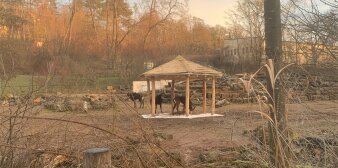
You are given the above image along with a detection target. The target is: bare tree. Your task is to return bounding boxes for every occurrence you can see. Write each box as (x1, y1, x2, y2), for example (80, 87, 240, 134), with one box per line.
(282, 0, 338, 64)
(226, 0, 265, 70)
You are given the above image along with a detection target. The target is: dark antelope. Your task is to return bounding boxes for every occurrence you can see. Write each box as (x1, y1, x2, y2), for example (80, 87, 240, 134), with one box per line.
(172, 96, 195, 114)
(127, 92, 144, 108)
(150, 93, 164, 113)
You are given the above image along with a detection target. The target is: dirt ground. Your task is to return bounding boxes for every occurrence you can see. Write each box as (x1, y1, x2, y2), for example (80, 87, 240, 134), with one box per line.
(1, 99, 338, 167)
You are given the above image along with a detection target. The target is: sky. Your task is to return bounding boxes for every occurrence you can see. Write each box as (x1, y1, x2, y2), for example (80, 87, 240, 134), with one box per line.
(125, 0, 236, 26)
(59, 0, 332, 27)
(188, 0, 236, 26)
(59, 0, 236, 26)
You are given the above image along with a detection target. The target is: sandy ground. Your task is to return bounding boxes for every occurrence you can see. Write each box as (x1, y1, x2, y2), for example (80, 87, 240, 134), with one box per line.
(1, 100, 337, 166)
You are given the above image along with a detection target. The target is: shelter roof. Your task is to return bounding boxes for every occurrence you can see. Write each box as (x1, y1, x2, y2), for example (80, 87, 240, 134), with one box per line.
(141, 56, 223, 79)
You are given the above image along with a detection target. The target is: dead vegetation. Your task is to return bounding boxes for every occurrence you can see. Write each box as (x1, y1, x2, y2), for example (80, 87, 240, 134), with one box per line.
(0, 81, 337, 167)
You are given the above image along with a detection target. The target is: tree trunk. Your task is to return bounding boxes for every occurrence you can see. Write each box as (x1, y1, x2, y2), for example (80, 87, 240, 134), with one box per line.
(264, 0, 291, 167)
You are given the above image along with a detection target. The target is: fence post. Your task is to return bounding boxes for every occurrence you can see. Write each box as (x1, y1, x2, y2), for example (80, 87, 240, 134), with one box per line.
(83, 148, 111, 168)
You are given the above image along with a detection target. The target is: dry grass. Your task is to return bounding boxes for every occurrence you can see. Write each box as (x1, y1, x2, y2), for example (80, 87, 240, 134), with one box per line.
(0, 96, 337, 167)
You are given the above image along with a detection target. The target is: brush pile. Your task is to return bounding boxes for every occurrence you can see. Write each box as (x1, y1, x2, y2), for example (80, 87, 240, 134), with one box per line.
(35, 94, 115, 112)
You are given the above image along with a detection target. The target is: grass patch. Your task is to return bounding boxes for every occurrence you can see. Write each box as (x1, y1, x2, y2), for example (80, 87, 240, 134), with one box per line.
(296, 165, 313, 168)
(0, 75, 127, 95)
(41, 108, 54, 113)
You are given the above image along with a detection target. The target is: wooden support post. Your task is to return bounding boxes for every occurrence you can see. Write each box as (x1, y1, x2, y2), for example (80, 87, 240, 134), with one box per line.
(212, 77, 216, 115)
(203, 79, 207, 113)
(147, 79, 150, 108)
(83, 148, 111, 168)
(171, 80, 175, 112)
(151, 78, 156, 116)
(185, 76, 190, 116)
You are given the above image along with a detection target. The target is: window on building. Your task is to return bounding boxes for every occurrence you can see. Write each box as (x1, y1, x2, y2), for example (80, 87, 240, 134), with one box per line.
(246, 47, 249, 53)
(234, 49, 236, 55)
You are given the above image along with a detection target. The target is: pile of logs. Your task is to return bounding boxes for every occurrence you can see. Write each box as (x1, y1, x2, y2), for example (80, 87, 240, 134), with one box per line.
(159, 65, 338, 105)
(284, 65, 338, 102)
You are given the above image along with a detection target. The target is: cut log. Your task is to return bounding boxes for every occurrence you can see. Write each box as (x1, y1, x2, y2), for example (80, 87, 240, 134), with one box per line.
(83, 148, 111, 168)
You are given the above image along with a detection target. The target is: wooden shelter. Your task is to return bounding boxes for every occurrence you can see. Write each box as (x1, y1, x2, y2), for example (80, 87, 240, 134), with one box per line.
(141, 56, 223, 116)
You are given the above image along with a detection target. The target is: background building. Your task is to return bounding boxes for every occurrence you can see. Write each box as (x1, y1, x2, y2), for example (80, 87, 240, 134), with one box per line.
(219, 37, 264, 73)
(219, 37, 337, 74)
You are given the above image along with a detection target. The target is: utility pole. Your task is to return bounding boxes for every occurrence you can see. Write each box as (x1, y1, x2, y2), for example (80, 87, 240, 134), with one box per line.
(264, 0, 291, 167)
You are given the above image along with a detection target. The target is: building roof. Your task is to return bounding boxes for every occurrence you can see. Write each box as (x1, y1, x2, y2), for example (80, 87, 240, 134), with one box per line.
(141, 56, 223, 79)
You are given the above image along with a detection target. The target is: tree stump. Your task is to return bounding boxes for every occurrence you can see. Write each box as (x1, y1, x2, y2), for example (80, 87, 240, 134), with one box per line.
(83, 148, 111, 168)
